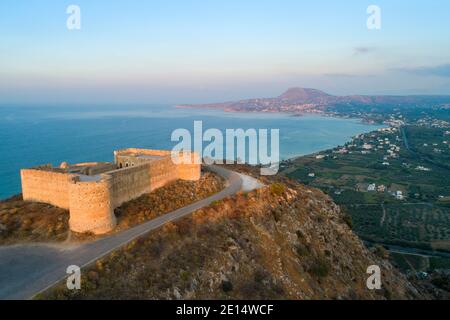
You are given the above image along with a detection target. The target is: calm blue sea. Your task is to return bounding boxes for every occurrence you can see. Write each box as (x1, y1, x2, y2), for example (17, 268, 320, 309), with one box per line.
(0, 105, 382, 200)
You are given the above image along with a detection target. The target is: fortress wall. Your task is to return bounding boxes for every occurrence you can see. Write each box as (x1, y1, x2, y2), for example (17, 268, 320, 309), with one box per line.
(68, 176, 116, 235)
(175, 153, 202, 181)
(147, 157, 179, 190)
(71, 162, 103, 167)
(177, 163, 202, 181)
(86, 163, 117, 175)
(115, 149, 201, 181)
(116, 148, 172, 157)
(115, 155, 150, 168)
(69, 162, 117, 175)
(20, 149, 201, 235)
(115, 149, 172, 168)
(20, 169, 70, 209)
(108, 165, 153, 208)
(108, 154, 200, 209)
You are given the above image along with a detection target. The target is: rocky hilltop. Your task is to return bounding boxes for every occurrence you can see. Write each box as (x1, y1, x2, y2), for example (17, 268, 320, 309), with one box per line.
(41, 165, 425, 300)
(179, 87, 450, 114)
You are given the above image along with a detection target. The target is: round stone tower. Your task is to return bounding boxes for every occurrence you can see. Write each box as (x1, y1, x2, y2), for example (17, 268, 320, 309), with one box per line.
(68, 174, 116, 235)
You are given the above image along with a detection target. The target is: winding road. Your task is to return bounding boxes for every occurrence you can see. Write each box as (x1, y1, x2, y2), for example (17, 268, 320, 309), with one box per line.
(0, 166, 263, 300)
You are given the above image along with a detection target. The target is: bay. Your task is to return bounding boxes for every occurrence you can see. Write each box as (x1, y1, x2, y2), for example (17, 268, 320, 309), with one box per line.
(0, 104, 382, 199)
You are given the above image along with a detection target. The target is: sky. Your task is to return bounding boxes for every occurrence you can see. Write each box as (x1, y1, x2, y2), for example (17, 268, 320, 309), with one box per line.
(1, 0, 450, 105)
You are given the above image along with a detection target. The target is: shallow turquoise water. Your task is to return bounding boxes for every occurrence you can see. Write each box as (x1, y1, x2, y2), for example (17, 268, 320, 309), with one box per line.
(0, 105, 382, 199)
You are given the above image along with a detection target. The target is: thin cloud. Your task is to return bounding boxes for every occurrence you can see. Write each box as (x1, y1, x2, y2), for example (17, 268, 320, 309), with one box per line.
(323, 73, 375, 78)
(394, 64, 450, 77)
(353, 46, 376, 55)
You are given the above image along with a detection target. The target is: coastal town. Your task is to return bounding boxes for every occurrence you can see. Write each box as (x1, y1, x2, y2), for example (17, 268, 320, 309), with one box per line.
(281, 109, 450, 274)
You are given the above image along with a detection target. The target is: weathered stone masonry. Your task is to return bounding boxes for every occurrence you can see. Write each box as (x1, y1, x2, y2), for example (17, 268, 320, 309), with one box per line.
(21, 149, 201, 235)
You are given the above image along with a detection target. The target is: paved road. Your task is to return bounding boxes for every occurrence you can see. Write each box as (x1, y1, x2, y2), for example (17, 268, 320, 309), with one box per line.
(363, 240, 450, 259)
(400, 126, 412, 153)
(0, 166, 262, 300)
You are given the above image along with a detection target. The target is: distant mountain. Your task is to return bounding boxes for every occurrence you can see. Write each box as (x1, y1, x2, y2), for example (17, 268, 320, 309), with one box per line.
(278, 88, 332, 103)
(179, 87, 450, 114)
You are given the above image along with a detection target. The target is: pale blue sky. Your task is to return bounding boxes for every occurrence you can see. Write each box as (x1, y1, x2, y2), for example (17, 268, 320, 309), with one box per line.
(1, 0, 450, 104)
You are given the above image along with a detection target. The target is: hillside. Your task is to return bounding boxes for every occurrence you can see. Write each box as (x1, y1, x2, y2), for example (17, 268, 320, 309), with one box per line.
(179, 88, 450, 114)
(40, 166, 425, 300)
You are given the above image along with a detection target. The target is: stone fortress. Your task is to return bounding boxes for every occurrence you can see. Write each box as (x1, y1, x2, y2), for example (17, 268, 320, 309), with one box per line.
(20, 149, 201, 235)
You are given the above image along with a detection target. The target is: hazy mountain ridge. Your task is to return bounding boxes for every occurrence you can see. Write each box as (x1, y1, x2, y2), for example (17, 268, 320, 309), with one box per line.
(179, 88, 450, 113)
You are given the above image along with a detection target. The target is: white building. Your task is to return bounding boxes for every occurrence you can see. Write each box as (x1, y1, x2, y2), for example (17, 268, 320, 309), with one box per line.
(416, 166, 431, 172)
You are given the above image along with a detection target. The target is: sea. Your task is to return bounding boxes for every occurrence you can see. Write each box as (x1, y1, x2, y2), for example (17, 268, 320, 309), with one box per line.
(0, 104, 383, 200)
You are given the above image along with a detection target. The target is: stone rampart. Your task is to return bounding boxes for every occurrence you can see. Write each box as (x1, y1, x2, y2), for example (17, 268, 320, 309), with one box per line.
(20, 149, 201, 234)
(68, 175, 116, 234)
(20, 169, 70, 209)
(109, 164, 153, 208)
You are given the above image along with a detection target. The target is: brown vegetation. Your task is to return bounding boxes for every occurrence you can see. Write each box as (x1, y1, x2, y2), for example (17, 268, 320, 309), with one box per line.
(0, 195, 69, 245)
(114, 172, 224, 231)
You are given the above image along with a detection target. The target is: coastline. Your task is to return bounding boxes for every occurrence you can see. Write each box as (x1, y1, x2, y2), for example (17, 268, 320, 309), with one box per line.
(176, 104, 384, 125)
(183, 107, 386, 162)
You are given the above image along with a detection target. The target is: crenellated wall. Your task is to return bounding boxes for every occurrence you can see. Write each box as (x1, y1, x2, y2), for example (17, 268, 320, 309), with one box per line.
(20, 149, 201, 235)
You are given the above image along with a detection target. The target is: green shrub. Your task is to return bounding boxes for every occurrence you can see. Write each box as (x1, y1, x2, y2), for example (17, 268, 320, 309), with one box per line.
(210, 200, 222, 207)
(342, 214, 353, 229)
(296, 230, 305, 240)
(374, 245, 389, 259)
(383, 288, 392, 300)
(270, 183, 286, 196)
(254, 268, 270, 283)
(221, 280, 233, 293)
(431, 275, 450, 291)
(180, 270, 190, 282)
(309, 257, 330, 278)
(295, 243, 311, 257)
